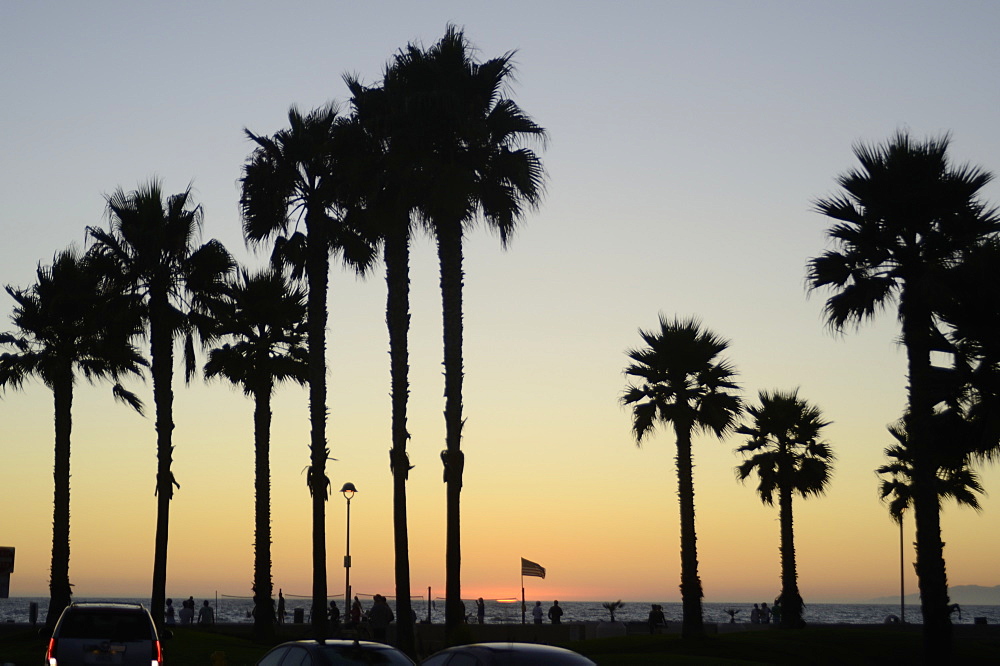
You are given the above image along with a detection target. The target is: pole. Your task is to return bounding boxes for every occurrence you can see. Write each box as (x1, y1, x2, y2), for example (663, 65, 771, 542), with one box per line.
(521, 574, 525, 625)
(427, 586, 432, 624)
(345, 494, 352, 614)
(899, 513, 905, 623)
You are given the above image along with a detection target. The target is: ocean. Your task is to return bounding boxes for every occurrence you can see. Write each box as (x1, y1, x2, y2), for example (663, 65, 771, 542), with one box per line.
(2, 596, 998, 627)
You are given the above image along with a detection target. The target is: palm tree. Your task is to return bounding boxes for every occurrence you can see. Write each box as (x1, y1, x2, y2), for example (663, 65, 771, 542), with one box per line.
(342, 70, 421, 656)
(621, 315, 742, 639)
(808, 131, 999, 661)
(735, 389, 835, 629)
(241, 106, 376, 638)
(0, 249, 145, 629)
(878, 419, 985, 522)
(87, 180, 233, 626)
(388, 26, 547, 632)
(203, 268, 308, 642)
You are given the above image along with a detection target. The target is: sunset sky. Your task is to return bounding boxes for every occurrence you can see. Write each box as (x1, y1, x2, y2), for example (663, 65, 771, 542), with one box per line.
(2, 2, 999, 607)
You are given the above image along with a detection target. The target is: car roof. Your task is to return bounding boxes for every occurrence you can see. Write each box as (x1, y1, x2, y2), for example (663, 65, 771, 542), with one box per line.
(278, 639, 399, 648)
(66, 602, 148, 611)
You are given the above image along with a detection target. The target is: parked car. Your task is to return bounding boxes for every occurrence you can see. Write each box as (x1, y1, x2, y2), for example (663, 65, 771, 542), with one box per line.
(255, 639, 416, 665)
(45, 602, 167, 665)
(421, 642, 596, 665)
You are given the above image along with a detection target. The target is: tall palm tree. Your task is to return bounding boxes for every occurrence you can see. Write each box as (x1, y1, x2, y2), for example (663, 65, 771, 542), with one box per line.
(808, 131, 999, 660)
(621, 315, 742, 639)
(203, 268, 308, 642)
(735, 389, 835, 629)
(0, 249, 145, 629)
(87, 180, 233, 626)
(388, 26, 547, 632)
(241, 106, 376, 638)
(342, 71, 420, 656)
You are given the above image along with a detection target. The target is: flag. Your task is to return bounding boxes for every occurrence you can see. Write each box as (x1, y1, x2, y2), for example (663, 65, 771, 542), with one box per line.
(521, 557, 546, 579)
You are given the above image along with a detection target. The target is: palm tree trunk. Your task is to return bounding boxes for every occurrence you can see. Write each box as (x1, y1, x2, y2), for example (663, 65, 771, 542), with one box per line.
(46, 374, 73, 631)
(149, 298, 174, 628)
(902, 290, 952, 662)
(386, 227, 415, 656)
(437, 223, 465, 635)
(306, 219, 330, 640)
(778, 483, 803, 628)
(252, 383, 276, 642)
(673, 421, 703, 639)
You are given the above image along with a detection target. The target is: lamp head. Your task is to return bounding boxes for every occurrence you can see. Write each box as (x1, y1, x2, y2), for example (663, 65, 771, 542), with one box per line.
(340, 482, 357, 500)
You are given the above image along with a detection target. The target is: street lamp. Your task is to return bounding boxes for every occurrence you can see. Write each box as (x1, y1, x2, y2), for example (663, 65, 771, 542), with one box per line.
(341, 482, 357, 614)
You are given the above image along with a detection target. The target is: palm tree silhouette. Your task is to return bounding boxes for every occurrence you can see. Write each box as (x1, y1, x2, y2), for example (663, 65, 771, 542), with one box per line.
(241, 106, 376, 638)
(808, 131, 999, 661)
(203, 268, 308, 642)
(342, 68, 422, 656)
(87, 180, 233, 626)
(735, 389, 835, 629)
(0, 249, 145, 629)
(878, 419, 985, 522)
(622, 315, 742, 638)
(387, 26, 546, 632)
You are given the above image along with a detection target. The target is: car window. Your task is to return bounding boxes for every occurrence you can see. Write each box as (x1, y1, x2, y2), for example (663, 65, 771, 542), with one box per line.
(282, 646, 313, 666)
(58, 611, 153, 641)
(256, 646, 289, 666)
(320, 644, 413, 665)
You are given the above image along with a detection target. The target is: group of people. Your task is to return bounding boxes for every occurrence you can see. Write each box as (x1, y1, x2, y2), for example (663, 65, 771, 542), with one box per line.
(750, 600, 781, 625)
(164, 597, 214, 626)
(529, 600, 564, 624)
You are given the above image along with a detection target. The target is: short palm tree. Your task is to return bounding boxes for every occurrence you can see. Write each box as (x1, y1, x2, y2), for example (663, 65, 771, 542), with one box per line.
(87, 180, 233, 626)
(602, 600, 624, 622)
(242, 106, 376, 638)
(808, 131, 999, 661)
(0, 249, 145, 629)
(735, 389, 835, 629)
(387, 26, 547, 632)
(878, 419, 985, 522)
(622, 315, 742, 639)
(203, 268, 308, 642)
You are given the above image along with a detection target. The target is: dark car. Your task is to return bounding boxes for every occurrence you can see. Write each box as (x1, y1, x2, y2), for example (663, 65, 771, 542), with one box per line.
(45, 601, 167, 665)
(421, 642, 596, 665)
(255, 639, 416, 665)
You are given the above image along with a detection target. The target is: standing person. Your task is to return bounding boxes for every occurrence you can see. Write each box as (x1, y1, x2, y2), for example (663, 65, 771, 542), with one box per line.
(761, 602, 771, 624)
(165, 599, 176, 626)
(180, 597, 195, 625)
(772, 598, 783, 626)
(329, 599, 341, 633)
(548, 600, 563, 624)
(369, 595, 394, 643)
(648, 604, 667, 633)
(476, 598, 485, 625)
(750, 603, 760, 624)
(198, 600, 215, 625)
(277, 590, 286, 625)
(351, 596, 363, 627)
(532, 601, 544, 624)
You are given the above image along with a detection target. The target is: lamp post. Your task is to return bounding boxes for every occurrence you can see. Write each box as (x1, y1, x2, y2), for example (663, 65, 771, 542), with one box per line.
(341, 482, 357, 615)
(899, 508, 905, 624)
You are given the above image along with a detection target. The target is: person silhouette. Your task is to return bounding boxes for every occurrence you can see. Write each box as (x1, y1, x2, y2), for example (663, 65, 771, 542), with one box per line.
(548, 600, 563, 624)
(532, 601, 543, 624)
(476, 598, 485, 625)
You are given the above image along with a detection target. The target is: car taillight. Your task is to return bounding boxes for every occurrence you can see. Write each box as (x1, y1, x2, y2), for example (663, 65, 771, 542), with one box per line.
(153, 638, 164, 665)
(45, 637, 56, 664)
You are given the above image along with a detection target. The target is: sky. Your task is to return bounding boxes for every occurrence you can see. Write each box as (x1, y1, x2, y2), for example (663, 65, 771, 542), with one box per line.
(2, 1, 1000, 607)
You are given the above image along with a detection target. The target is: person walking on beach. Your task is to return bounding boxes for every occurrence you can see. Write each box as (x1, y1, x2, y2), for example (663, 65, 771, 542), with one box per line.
(165, 599, 176, 626)
(548, 600, 563, 624)
(198, 600, 214, 625)
(532, 601, 543, 624)
(476, 598, 485, 625)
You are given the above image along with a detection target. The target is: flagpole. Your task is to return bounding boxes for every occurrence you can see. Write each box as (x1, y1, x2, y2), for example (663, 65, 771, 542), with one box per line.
(521, 572, 526, 625)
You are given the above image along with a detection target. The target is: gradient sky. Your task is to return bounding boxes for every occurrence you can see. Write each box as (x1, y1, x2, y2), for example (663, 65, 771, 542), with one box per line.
(2, 2, 999, 606)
